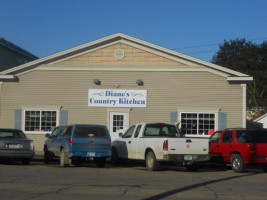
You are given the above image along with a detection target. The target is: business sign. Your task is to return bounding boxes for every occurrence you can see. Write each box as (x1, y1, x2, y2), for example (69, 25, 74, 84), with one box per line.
(88, 89, 147, 107)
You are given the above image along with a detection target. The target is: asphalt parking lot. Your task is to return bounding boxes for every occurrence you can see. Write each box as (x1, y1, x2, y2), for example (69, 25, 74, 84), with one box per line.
(0, 158, 267, 200)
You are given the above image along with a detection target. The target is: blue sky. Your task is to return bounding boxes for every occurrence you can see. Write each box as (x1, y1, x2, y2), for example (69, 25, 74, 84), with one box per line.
(1, 0, 267, 62)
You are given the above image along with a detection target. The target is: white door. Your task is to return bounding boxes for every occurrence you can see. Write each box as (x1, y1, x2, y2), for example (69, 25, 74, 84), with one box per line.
(109, 112, 128, 141)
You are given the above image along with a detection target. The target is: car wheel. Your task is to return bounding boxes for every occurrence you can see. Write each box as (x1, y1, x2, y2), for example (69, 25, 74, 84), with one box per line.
(262, 165, 267, 172)
(95, 157, 106, 168)
(111, 147, 119, 166)
(186, 164, 199, 172)
(22, 159, 31, 165)
(60, 149, 70, 167)
(145, 151, 159, 171)
(231, 153, 246, 173)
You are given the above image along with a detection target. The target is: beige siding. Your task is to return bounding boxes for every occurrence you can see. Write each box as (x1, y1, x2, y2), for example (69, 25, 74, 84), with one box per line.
(0, 69, 243, 151)
(57, 43, 184, 66)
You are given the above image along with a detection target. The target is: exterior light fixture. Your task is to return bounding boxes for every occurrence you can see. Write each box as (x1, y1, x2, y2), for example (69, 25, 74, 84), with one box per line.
(93, 79, 101, 85)
(136, 79, 144, 86)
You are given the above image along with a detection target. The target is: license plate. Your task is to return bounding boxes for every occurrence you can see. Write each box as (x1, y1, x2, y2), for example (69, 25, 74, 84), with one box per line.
(9, 144, 22, 149)
(87, 152, 95, 157)
(184, 155, 192, 161)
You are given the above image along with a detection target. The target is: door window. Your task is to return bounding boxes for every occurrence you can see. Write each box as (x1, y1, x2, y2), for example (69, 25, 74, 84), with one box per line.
(222, 131, 233, 143)
(123, 125, 136, 138)
(210, 132, 222, 143)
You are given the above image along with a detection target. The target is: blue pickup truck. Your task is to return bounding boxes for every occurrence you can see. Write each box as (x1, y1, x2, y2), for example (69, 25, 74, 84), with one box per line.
(44, 124, 111, 168)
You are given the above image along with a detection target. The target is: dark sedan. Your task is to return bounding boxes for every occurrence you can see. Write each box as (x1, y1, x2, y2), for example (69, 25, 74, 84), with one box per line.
(0, 129, 35, 164)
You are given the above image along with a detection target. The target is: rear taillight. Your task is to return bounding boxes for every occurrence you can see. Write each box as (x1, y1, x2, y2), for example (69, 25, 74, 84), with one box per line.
(163, 140, 168, 151)
(68, 139, 73, 145)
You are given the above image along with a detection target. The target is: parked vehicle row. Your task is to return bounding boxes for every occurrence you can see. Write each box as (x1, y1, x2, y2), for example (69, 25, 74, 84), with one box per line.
(1, 124, 267, 173)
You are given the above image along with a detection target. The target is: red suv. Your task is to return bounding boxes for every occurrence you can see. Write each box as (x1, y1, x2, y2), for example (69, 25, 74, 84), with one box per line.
(209, 129, 267, 173)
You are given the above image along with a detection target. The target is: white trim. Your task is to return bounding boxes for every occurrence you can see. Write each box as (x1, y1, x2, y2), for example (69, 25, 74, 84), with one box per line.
(253, 113, 267, 122)
(21, 106, 61, 134)
(0, 75, 16, 79)
(242, 84, 247, 128)
(227, 77, 253, 81)
(179, 111, 218, 135)
(35, 64, 229, 78)
(0, 33, 251, 78)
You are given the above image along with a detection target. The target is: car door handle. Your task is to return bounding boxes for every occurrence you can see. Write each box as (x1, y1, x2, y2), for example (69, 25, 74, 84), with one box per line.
(217, 145, 220, 147)
(186, 139, 192, 143)
(128, 141, 131, 144)
(230, 145, 232, 148)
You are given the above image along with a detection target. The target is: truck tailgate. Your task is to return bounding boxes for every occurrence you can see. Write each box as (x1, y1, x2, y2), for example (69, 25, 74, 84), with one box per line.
(168, 137, 209, 155)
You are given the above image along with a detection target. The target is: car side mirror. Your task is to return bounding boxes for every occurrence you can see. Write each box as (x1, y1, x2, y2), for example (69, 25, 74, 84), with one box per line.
(119, 132, 123, 137)
(45, 133, 51, 138)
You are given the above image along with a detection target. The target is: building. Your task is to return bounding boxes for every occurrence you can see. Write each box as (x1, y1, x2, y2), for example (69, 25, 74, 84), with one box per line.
(0, 37, 38, 71)
(0, 33, 253, 152)
(251, 113, 267, 128)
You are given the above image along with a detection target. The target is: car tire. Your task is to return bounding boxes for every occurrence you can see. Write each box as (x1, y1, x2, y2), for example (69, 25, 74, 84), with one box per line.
(111, 147, 119, 166)
(95, 157, 106, 168)
(262, 165, 267, 172)
(145, 151, 159, 171)
(231, 153, 246, 173)
(22, 159, 31, 165)
(60, 149, 70, 167)
(186, 164, 199, 172)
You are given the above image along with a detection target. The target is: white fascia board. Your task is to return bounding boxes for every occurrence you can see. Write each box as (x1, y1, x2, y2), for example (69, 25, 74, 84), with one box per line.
(0, 75, 16, 79)
(253, 114, 267, 122)
(227, 77, 253, 82)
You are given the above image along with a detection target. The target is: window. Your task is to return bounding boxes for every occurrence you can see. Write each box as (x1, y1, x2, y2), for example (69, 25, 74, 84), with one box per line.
(123, 125, 136, 138)
(112, 114, 124, 132)
(60, 126, 73, 137)
(210, 131, 221, 143)
(181, 113, 215, 135)
(222, 131, 233, 143)
(24, 110, 57, 132)
(144, 124, 178, 137)
(73, 125, 109, 138)
(134, 125, 142, 138)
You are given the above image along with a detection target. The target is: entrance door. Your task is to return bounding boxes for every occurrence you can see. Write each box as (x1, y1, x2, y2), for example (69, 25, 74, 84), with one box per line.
(109, 112, 128, 141)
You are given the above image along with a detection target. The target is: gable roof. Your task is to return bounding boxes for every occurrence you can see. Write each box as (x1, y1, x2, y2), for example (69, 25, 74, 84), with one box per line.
(0, 37, 38, 60)
(252, 113, 267, 122)
(0, 33, 253, 82)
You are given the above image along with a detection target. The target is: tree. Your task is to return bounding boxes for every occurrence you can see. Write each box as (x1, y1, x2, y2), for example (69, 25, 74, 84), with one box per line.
(212, 39, 267, 115)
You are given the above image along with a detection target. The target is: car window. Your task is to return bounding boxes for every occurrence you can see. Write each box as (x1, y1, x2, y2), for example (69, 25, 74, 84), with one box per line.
(144, 124, 178, 137)
(60, 126, 73, 137)
(73, 125, 109, 138)
(123, 125, 136, 138)
(50, 127, 59, 137)
(250, 130, 267, 143)
(222, 131, 233, 143)
(236, 130, 253, 143)
(134, 125, 142, 138)
(210, 131, 222, 143)
(0, 130, 26, 139)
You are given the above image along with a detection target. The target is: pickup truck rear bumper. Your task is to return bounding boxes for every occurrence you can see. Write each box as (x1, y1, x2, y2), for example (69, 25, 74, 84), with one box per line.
(163, 154, 210, 163)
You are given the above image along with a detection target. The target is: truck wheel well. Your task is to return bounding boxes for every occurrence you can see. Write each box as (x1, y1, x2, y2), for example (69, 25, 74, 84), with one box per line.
(145, 148, 153, 158)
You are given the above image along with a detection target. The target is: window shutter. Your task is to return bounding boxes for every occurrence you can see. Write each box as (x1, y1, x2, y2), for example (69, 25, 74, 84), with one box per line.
(170, 112, 178, 125)
(218, 112, 227, 130)
(60, 110, 68, 126)
(14, 109, 22, 129)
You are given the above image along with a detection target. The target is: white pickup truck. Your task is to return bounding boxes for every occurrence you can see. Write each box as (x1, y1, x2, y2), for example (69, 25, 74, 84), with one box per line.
(111, 123, 210, 171)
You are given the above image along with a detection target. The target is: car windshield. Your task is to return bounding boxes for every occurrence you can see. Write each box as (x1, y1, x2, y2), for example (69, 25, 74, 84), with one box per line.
(73, 125, 109, 138)
(144, 124, 178, 137)
(0, 129, 26, 139)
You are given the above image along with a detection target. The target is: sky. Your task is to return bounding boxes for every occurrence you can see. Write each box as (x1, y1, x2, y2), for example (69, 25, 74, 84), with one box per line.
(1, 0, 267, 62)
